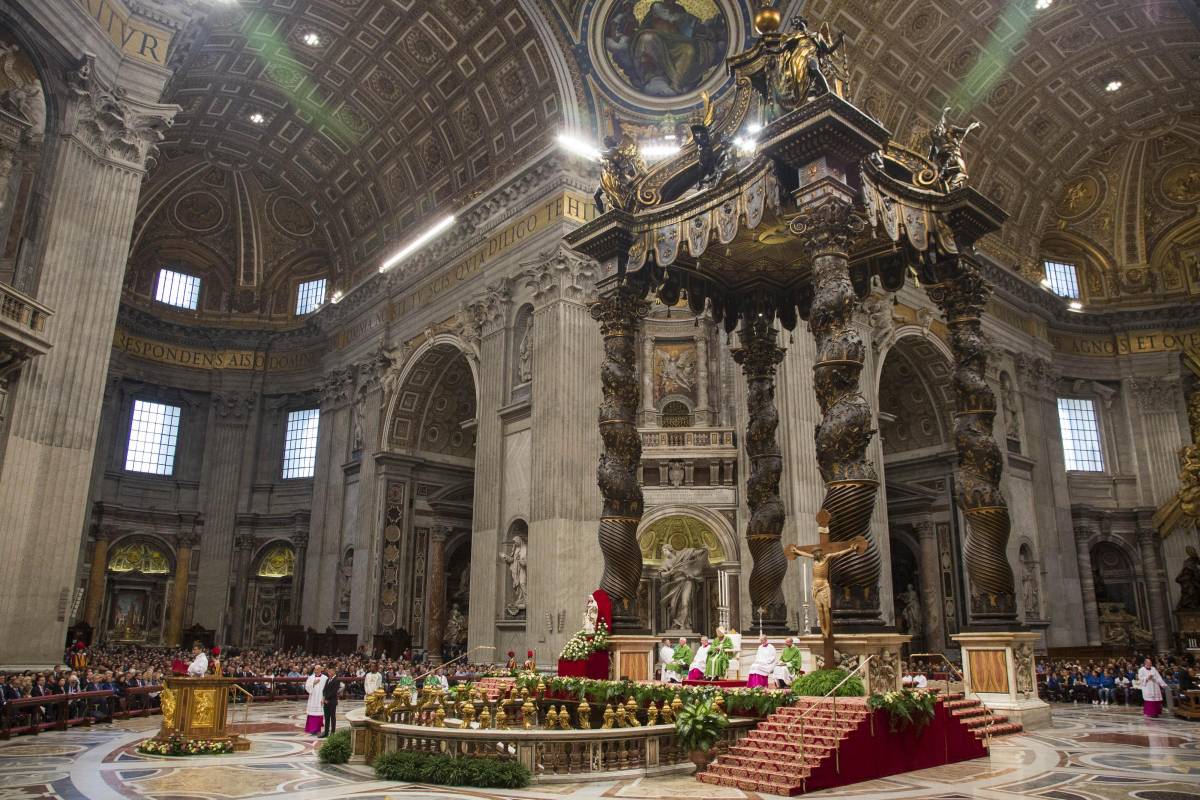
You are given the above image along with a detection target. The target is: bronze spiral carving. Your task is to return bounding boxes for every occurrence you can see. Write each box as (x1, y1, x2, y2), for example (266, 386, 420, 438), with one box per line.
(590, 287, 651, 609)
(732, 316, 788, 619)
(799, 202, 882, 625)
(926, 259, 1016, 623)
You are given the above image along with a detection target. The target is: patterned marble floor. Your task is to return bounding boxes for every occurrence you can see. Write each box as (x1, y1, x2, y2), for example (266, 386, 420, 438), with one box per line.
(0, 702, 1197, 800)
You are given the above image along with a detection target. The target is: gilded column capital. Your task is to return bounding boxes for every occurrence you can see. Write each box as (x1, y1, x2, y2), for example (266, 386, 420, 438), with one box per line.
(234, 533, 257, 552)
(177, 530, 199, 549)
(62, 55, 178, 170)
(430, 525, 452, 543)
(94, 524, 117, 542)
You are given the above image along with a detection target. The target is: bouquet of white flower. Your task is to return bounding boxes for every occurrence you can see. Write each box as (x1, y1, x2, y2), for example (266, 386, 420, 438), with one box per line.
(557, 621, 610, 661)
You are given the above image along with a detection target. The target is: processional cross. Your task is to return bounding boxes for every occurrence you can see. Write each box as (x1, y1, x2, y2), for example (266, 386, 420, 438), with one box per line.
(784, 508, 868, 670)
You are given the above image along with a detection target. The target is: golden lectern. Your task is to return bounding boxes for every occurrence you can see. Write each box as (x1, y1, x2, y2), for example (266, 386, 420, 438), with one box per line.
(157, 677, 249, 751)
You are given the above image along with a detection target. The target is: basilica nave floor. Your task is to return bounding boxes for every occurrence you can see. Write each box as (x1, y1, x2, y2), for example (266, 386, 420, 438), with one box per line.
(0, 703, 1196, 800)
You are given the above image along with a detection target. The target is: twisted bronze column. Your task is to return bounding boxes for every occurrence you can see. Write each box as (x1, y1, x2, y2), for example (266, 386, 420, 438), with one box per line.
(590, 286, 651, 617)
(926, 259, 1016, 624)
(732, 315, 787, 625)
(793, 200, 882, 625)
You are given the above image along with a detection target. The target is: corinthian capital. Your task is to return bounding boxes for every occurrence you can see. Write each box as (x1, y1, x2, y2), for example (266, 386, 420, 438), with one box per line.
(789, 198, 867, 256)
(521, 246, 597, 305)
(63, 55, 178, 169)
(213, 391, 255, 420)
(1129, 376, 1179, 415)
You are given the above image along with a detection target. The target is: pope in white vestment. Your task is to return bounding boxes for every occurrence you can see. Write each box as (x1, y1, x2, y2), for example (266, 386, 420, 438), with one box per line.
(747, 636, 776, 687)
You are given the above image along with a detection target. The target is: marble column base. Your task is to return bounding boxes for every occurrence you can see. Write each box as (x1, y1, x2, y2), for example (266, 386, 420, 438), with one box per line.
(796, 632, 911, 694)
(953, 631, 1051, 731)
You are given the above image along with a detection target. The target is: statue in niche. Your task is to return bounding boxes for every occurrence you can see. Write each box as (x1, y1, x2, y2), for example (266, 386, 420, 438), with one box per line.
(517, 322, 533, 383)
(928, 107, 981, 190)
(1001, 372, 1021, 441)
(337, 551, 354, 618)
(898, 583, 922, 635)
(445, 604, 467, 645)
(1022, 560, 1041, 619)
(1177, 546, 1200, 611)
(659, 544, 707, 631)
(501, 535, 528, 616)
(351, 394, 365, 453)
(453, 563, 470, 607)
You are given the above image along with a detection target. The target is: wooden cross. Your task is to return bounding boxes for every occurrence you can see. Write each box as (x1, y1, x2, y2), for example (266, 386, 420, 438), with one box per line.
(785, 508, 868, 670)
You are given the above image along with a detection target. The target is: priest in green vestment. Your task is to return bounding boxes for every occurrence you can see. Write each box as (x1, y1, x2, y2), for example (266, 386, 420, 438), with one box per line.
(668, 637, 692, 682)
(775, 636, 803, 687)
(704, 627, 735, 679)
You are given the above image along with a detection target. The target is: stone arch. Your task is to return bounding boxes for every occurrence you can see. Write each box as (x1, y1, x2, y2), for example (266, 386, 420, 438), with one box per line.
(383, 340, 478, 457)
(876, 335, 956, 456)
(637, 505, 738, 566)
(103, 534, 176, 645)
(106, 534, 176, 575)
(247, 541, 296, 648)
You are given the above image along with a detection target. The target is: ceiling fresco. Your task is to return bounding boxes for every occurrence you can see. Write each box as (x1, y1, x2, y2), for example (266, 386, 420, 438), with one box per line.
(108, 0, 1199, 320)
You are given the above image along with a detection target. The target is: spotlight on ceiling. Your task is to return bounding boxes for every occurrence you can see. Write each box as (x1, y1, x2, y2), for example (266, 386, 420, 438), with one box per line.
(330, 290, 343, 304)
(1035, 0, 1052, 9)
(1068, 301, 1083, 312)
(1105, 79, 1123, 93)
(248, 112, 266, 125)
(379, 214, 456, 273)
(302, 31, 322, 47)
(1040, 277, 1053, 289)
(556, 133, 602, 161)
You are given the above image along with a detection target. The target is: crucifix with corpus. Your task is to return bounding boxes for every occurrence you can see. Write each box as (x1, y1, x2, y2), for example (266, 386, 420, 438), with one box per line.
(785, 508, 868, 669)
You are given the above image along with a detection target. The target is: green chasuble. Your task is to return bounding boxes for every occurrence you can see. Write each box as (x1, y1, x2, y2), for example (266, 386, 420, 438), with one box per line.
(705, 636, 734, 678)
(779, 645, 803, 674)
(669, 644, 692, 674)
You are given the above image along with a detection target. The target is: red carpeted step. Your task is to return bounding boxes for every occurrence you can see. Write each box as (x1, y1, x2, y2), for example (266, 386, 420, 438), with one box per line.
(698, 771, 803, 797)
(943, 698, 980, 710)
(974, 721, 1023, 737)
(951, 706, 990, 719)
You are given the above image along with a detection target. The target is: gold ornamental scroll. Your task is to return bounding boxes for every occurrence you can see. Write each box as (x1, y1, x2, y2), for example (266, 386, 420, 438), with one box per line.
(156, 677, 248, 751)
(334, 190, 598, 350)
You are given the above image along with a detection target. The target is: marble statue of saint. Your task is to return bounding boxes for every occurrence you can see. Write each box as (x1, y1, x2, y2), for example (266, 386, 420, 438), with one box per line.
(445, 604, 467, 645)
(501, 535, 528, 611)
(1177, 546, 1200, 611)
(517, 324, 532, 383)
(899, 583, 922, 635)
(338, 551, 353, 616)
(1001, 373, 1021, 441)
(659, 544, 707, 630)
(582, 595, 599, 634)
(1022, 566, 1040, 618)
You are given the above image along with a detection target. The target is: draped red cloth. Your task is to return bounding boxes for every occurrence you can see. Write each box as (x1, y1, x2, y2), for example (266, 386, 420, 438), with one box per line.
(592, 590, 612, 630)
(557, 650, 610, 679)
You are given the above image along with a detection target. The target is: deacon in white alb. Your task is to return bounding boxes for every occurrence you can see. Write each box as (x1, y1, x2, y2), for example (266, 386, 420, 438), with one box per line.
(658, 638, 675, 681)
(747, 634, 777, 688)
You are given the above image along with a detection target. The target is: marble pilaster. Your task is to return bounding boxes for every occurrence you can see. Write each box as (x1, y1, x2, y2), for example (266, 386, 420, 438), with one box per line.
(166, 532, 197, 646)
(0, 67, 176, 664)
(83, 526, 114, 630)
(1136, 522, 1172, 653)
(290, 531, 308, 626)
(915, 521, 946, 653)
(1073, 525, 1102, 646)
(425, 526, 450, 663)
(194, 391, 256, 632)
(229, 533, 256, 646)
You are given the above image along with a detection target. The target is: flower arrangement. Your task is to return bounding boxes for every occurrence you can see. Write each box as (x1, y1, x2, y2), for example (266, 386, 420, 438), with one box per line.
(137, 733, 233, 756)
(867, 688, 937, 734)
(557, 620, 610, 662)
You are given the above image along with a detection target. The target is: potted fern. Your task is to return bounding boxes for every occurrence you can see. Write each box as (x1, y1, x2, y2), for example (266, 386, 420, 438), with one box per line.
(674, 697, 729, 772)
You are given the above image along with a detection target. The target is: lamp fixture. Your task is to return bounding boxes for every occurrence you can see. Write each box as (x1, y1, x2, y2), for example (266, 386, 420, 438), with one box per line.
(301, 31, 322, 47)
(1068, 301, 1083, 311)
(379, 214, 456, 273)
(1105, 79, 1123, 93)
(248, 112, 265, 125)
